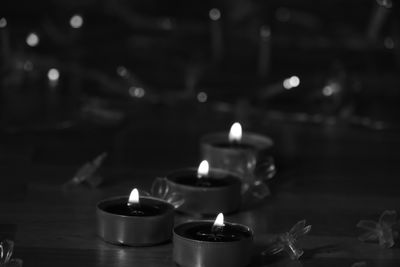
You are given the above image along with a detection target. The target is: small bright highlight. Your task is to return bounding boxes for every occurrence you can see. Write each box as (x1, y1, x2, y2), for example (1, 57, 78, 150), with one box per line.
(209, 8, 221, 21)
(117, 66, 128, 77)
(129, 87, 145, 98)
(322, 82, 340, 97)
(47, 68, 60, 81)
(70, 14, 83, 28)
(260, 26, 271, 38)
(197, 92, 208, 103)
(283, 75, 300, 90)
(26, 32, 39, 47)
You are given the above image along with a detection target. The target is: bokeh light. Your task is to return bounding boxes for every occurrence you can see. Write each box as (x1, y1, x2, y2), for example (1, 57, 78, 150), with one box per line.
(209, 8, 221, 21)
(283, 76, 300, 90)
(26, 32, 40, 47)
(0, 17, 7, 28)
(70, 14, 84, 29)
(197, 92, 208, 103)
(129, 87, 145, 98)
(48, 68, 60, 81)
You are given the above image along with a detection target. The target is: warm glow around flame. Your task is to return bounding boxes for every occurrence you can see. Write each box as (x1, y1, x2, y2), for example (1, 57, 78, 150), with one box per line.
(197, 160, 209, 178)
(213, 213, 225, 227)
(128, 188, 139, 205)
(229, 122, 242, 143)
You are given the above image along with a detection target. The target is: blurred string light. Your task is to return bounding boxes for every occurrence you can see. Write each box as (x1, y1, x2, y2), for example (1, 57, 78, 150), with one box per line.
(129, 87, 145, 98)
(384, 37, 394, 49)
(322, 81, 341, 97)
(377, 0, 392, 8)
(283, 76, 300, 90)
(116, 66, 129, 78)
(23, 61, 33, 71)
(48, 68, 60, 82)
(69, 14, 84, 29)
(26, 32, 39, 47)
(0, 17, 7, 28)
(260, 25, 271, 39)
(197, 92, 208, 103)
(209, 8, 221, 21)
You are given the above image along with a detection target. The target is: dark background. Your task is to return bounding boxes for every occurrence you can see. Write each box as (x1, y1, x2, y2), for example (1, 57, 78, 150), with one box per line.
(1, 0, 400, 130)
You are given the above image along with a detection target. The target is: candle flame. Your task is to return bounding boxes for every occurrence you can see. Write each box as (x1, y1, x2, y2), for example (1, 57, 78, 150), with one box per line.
(128, 188, 139, 205)
(197, 160, 209, 178)
(213, 213, 225, 227)
(229, 122, 242, 143)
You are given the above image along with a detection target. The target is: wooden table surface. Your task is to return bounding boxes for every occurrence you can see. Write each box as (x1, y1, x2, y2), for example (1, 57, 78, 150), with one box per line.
(1, 104, 400, 267)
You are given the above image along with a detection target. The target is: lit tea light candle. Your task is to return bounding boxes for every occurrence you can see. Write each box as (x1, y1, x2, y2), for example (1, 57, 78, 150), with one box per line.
(200, 122, 274, 192)
(173, 213, 253, 267)
(165, 160, 242, 215)
(96, 188, 174, 246)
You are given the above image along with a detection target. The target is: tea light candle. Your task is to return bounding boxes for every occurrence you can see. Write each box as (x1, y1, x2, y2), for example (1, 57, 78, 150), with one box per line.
(174, 213, 253, 267)
(96, 188, 174, 246)
(166, 160, 242, 215)
(200, 122, 274, 191)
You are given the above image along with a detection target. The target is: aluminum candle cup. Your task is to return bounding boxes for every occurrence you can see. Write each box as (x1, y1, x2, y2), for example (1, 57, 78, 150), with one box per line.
(166, 168, 242, 215)
(96, 196, 174, 246)
(200, 131, 273, 191)
(173, 220, 253, 267)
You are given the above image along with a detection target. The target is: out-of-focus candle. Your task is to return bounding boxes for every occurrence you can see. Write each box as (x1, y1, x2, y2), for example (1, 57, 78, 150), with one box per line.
(200, 122, 275, 193)
(165, 160, 242, 215)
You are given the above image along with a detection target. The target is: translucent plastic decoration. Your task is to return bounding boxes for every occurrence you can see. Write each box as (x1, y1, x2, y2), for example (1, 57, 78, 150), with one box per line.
(63, 152, 107, 188)
(0, 240, 23, 267)
(150, 177, 185, 209)
(357, 210, 398, 248)
(263, 220, 312, 260)
(250, 156, 276, 199)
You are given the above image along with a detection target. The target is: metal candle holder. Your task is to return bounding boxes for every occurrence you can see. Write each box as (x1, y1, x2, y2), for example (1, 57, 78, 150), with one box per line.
(200, 132, 274, 193)
(96, 196, 174, 246)
(166, 168, 242, 215)
(173, 220, 253, 267)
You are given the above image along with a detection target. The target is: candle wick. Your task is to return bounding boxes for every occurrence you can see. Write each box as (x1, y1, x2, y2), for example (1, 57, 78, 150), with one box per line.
(127, 202, 144, 215)
(230, 139, 240, 146)
(195, 176, 212, 187)
(211, 224, 224, 235)
(127, 202, 140, 208)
